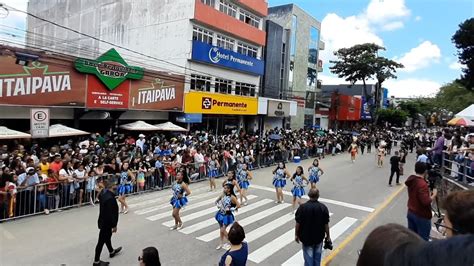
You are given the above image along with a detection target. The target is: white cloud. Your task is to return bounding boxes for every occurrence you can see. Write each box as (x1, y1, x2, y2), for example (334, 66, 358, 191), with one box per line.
(396, 41, 441, 72)
(320, 0, 411, 70)
(365, 0, 411, 24)
(381, 21, 404, 31)
(320, 13, 384, 67)
(449, 61, 463, 70)
(415, 16, 422, 21)
(385, 78, 441, 98)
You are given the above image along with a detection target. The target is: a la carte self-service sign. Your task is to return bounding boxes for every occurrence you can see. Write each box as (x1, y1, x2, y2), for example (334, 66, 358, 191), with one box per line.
(75, 48, 144, 109)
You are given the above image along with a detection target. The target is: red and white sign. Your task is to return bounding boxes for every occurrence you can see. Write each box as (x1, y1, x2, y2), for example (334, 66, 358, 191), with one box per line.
(86, 75, 130, 109)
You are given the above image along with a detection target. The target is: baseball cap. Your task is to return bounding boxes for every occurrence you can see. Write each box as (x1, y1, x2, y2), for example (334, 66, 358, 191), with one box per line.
(26, 167, 35, 173)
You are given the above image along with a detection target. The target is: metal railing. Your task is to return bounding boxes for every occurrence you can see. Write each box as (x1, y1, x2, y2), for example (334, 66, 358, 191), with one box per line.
(441, 151, 473, 186)
(0, 146, 325, 222)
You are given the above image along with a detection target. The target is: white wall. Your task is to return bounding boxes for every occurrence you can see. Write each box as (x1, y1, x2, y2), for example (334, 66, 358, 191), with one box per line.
(27, 0, 195, 74)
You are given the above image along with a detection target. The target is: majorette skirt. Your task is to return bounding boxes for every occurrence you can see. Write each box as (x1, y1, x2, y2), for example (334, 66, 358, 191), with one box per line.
(209, 169, 219, 178)
(273, 178, 286, 188)
(239, 180, 250, 189)
(291, 186, 305, 198)
(118, 184, 132, 196)
(170, 196, 188, 209)
(309, 175, 319, 184)
(215, 211, 234, 226)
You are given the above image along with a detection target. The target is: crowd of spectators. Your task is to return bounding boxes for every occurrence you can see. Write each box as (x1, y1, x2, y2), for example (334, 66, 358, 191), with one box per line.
(0, 125, 471, 220)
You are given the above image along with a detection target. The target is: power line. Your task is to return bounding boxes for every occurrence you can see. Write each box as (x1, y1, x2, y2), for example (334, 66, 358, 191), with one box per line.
(2, 4, 264, 87)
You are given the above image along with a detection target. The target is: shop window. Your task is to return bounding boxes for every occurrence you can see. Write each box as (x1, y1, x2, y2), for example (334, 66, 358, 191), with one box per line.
(190, 74, 212, 92)
(193, 26, 214, 45)
(216, 34, 235, 51)
(219, 0, 237, 17)
(239, 10, 260, 28)
(237, 42, 258, 58)
(215, 78, 232, 94)
(201, 0, 215, 7)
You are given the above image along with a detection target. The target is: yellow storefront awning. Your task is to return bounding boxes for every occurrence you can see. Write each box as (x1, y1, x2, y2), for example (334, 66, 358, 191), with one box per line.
(184, 91, 258, 115)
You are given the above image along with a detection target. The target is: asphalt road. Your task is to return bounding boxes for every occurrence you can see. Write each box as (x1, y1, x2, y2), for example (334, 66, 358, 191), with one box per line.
(0, 147, 416, 266)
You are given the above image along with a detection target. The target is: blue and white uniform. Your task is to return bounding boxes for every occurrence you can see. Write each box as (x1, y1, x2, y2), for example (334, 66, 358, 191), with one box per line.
(291, 175, 305, 198)
(208, 160, 218, 178)
(272, 169, 287, 188)
(308, 166, 320, 184)
(238, 170, 250, 190)
(118, 171, 132, 195)
(215, 194, 234, 226)
(170, 181, 188, 208)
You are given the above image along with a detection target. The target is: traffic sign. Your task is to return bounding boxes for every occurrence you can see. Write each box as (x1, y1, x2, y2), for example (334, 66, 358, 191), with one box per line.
(30, 108, 49, 138)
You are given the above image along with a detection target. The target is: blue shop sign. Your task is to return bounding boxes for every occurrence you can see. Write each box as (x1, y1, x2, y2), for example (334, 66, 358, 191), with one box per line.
(361, 96, 372, 120)
(191, 41, 264, 76)
(176, 113, 202, 123)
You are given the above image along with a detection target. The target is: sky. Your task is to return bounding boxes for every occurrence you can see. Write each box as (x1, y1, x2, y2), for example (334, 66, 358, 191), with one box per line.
(0, 0, 473, 98)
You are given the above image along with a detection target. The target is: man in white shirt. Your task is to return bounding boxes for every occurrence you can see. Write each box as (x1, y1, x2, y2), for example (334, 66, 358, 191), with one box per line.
(136, 134, 146, 152)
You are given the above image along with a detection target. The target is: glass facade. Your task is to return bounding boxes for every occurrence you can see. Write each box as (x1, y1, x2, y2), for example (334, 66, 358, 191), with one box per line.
(289, 15, 297, 90)
(307, 26, 319, 89)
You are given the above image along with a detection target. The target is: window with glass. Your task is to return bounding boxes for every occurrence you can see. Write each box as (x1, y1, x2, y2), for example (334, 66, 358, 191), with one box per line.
(190, 74, 212, 92)
(237, 42, 258, 58)
(219, 0, 237, 17)
(193, 26, 213, 44)
(216, 34, 235, 51)
(201, 0, 215, 7)
(239, 10, 260, 28)
(235, 82, 256, 96)
(308, 27, 319, 66)
(289, 15, 297, 90)
(215, 78, 232, 94)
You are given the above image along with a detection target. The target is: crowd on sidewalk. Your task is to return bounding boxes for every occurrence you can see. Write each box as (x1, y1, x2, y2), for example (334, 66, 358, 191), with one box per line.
(0, 126, 472, 220)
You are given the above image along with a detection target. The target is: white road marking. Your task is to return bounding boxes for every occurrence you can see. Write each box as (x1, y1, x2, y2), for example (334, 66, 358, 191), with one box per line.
(135, 191, 221, 215)
(196, 202, 291, 242)
(245, 213, 295, 243)
(248, 229, 295, 263)
(251, 184, 374, 212)
(128, 190, 221, 209)
(179, 199, 273, 234)
(160, 195, 258, 226)
(281, 217, 358, 266)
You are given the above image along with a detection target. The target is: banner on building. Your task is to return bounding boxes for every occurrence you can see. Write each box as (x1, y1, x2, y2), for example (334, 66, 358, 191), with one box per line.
(191, 41, 264, 76)
(0, 56, 86, 107)
(129, 78, 184, 111)
(184, 91, 258, 115)
(360, 96, 372, 120)
(267, 100, 290, 117)
(86, 75, 130, 109)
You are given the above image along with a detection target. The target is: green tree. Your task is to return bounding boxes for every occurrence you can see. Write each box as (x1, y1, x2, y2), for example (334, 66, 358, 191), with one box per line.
(330, 43, 403, 123)
(376, 108, 408, 127)
(452, 18, 474, 90)
(434, 81, 474, 113)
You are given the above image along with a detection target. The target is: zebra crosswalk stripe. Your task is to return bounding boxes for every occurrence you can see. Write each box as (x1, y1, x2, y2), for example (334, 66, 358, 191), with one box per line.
(281, 217, 358, 266)
(161, 195, 258, 226)
(196, 203, 291, 242)
(179, 199, 273, 234)
(248, 229, 295, 263)
(139, 195, 219, 217)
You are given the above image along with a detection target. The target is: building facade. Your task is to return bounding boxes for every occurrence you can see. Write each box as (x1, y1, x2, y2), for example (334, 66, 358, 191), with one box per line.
(26, 0, 267, 133)
(266, 4, 324, 129)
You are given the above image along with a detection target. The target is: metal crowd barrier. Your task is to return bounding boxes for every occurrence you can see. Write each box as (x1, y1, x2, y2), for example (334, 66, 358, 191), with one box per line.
(1, 148, 327, 222)
(441, 151, 473, 185)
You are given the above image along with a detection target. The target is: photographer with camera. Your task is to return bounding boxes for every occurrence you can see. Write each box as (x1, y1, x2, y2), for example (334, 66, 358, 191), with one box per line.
(405, 162, 437, 241)
(295, 188, 331, 266)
